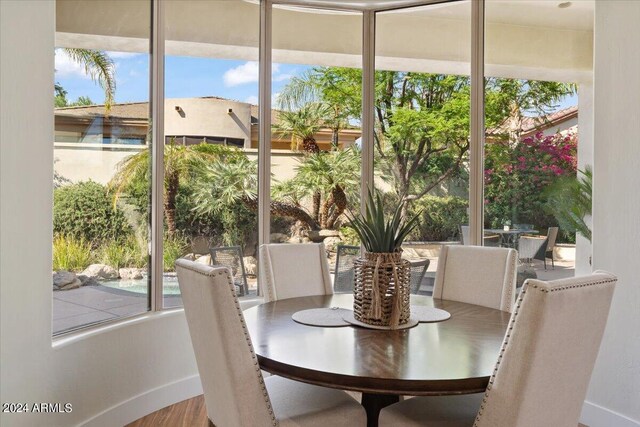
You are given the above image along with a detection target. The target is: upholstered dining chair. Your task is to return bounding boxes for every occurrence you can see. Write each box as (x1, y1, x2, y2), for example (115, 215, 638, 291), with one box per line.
(379, 271, 617, 427)
(259, 243, 333, 302)
(175, 259, 366, 427)
(433, 245, 518, 312)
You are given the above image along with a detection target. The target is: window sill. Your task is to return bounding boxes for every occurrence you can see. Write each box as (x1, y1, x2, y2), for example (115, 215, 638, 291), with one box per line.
(52, 296, 264, 349)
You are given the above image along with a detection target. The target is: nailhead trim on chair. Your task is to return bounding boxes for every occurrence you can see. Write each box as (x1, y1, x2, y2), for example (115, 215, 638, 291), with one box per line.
(260, 247, 276, 302)
(177, 261, 278, 426)
(501, 249, 517, 312)
(473, 275, 617, 426)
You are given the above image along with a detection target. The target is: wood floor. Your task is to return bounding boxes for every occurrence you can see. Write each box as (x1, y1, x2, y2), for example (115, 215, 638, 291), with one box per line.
(127, 394, 588, 427)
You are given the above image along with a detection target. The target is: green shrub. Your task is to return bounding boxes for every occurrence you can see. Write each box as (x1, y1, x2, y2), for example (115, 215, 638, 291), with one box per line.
(409, 195, 469, 242)
(54, 181, 131, 244)
(339, 226, 360, 246)
(53, 235, 94, 272)
(163, 234, 189, 272)
(125, 235, 149, 268)
(99, 240, 132, 270)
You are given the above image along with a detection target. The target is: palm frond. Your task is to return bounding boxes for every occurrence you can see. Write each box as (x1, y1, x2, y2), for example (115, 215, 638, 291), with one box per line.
(63, 48, 116, 111)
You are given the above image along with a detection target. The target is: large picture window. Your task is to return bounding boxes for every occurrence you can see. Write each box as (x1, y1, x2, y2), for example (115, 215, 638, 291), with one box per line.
(52, 0, 587, 336)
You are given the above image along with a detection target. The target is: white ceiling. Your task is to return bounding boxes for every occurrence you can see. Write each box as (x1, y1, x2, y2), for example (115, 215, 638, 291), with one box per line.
(274, 0, 594, 30)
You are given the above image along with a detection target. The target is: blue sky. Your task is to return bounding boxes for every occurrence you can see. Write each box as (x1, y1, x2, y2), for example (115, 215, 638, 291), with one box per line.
(54, 49, 578, 111)
(54, 50, 306, 106)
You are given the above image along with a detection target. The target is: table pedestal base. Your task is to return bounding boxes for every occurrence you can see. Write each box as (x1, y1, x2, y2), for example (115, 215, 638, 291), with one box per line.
(361, 393, 400, 427)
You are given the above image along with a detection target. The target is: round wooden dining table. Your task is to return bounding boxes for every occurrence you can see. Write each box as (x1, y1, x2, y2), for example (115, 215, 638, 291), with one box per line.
(243, 294, 511, 427)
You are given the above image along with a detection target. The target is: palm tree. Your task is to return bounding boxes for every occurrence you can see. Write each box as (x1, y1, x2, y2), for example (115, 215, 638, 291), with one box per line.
(544, 166, 592, 242)
(57, 48, 116, 110)
(193, 155, 320, 231)
(277, 69, 353, 150)
(272, 148, 361, 229)
(109, 140, 225, 236)
(273, 103, 328, 153)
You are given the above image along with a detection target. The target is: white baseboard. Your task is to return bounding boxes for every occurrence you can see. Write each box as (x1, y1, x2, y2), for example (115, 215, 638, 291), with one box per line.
(581, 401, 640, 427)
(79, 375, 203, 427)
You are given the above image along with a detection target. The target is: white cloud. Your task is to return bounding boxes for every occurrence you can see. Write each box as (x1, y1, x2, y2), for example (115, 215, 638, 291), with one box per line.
(54, 49, 91, 79)
(245, 95, 259, 105)
(224, 62, 291, 87)
(272, 92, 281, 109)
(224, 61, 259, 87)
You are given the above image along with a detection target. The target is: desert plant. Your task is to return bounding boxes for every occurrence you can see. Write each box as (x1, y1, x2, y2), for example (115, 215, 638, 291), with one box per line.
(100, 240, 132, 270)
(163, 234, 189, 272)
(53, 235, 94, 272)
(409, 195, 468, 242)
(544, 165, 592, 242)
(347, 190, 420, 253)
(54, 181, 131, 244)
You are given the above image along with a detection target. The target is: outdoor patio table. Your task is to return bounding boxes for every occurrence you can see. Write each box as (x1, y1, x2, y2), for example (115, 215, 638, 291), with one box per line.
(243, 294, 511, 427)
(484, 228, 539, 248)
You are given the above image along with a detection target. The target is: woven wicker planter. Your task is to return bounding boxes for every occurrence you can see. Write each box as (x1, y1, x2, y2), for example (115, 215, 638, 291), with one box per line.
(353, 251, 411, 328)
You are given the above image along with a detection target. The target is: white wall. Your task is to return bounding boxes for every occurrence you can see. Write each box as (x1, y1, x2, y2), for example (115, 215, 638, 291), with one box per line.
(1, 2, 201, 426)
(584, 1, 640, 426)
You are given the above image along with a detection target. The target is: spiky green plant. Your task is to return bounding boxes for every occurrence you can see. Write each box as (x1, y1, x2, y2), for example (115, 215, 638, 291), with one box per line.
(544, 166, 592, 242)
(347, 189, 420, 253)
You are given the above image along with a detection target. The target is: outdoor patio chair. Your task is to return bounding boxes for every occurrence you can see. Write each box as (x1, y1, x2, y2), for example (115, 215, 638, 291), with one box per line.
(259, 242, 333, 302)
(380, 271, 617, 427)
(434, 245, 518, 312)
(210, 246, 249, 296)
(409, 258, 430, 294)
(544, 226, 559, 269)
(461, 225, 500, 247)
(460, 225, 470, 245)
(333, 244, 360, 293)
(519, 226, 559, 270)
(175, 260, 366, 427)
(513, 223, 534, 230)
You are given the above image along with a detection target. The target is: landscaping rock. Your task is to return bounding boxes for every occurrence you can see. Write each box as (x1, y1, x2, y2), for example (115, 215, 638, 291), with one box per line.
(270, 233, 289, 243)
(307, 229, 340, 242)
(323, 236, 342, 253)
(81, 264, 118, 280)
(243, 256, 258, 277)
(119, 268, 144, 280)
(78, 275, 101, 286)
(53, 271, 77, 287)
(288, 236, 304, 243)
(194, 255, 212, 265)
(182, 253, 197, 261)
(59, 278, 82, 290)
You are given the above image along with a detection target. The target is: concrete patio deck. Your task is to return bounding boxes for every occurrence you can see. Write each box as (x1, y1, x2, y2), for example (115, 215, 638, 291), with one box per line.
(53, 258, 575, 335)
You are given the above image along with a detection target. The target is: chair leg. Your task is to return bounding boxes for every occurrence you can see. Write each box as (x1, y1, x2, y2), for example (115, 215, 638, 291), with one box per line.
(551, 254, 555, 270)
(544, 258, 547, 270)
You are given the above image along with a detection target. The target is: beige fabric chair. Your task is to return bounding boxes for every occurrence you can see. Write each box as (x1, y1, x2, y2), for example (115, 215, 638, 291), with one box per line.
(176, 259, 366, 427)
(433, 245, 518, 312)
(259, 243, 333, 302)
(380, 271, 617, 427)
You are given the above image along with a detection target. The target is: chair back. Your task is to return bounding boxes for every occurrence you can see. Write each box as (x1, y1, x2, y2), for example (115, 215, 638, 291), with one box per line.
(334, 245, 360, 293)
(175, 259, 276, 427)
(433, 245, 517, 312)
(475, 271, 617, 427)
(210, 246, 248, 296)
(517, 236, 548, 260)
(259, 243, 333, 302)
(546, 226, 559, 251)
(460, 225, 470, 245)
(409, 259, 430, 294)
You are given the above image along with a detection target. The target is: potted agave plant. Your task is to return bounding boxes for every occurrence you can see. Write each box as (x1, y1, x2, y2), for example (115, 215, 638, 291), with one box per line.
(347, 190, 420, 328)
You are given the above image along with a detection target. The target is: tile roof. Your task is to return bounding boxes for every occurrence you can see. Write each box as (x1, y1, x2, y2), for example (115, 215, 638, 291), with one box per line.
(487, 105, 578, 136)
